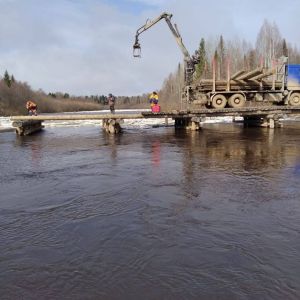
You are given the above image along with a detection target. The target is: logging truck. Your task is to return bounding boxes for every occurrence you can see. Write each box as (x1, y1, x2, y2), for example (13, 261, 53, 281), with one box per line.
(188, 57, 300, 108)
(133, 12, 300, 108)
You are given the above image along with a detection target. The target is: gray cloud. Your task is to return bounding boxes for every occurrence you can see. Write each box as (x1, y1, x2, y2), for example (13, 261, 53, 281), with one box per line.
(0, 0, 299, 96)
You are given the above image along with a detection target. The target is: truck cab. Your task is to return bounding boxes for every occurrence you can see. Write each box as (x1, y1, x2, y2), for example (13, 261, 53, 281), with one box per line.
(286, 64, 300, 90)
(284, 64, 300, 106)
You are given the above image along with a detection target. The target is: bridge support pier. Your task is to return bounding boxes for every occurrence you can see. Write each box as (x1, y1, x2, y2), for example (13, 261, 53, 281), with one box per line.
(243, 115, 282, 128)
(102, 119, 123, 134)
(12, 120, 44, 136)
(174, 117, 202, 131)
(174, 118, 188, 129)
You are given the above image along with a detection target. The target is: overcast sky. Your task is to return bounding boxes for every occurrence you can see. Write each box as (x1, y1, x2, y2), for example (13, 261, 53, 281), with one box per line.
(0, 0, 299, 96)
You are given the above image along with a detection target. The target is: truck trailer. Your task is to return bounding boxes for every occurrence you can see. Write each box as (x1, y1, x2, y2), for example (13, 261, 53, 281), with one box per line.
(187, 58, 300, 108)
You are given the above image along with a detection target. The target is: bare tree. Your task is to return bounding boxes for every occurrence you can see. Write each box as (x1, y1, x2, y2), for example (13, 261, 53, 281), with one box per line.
(256, 20, 282, 68)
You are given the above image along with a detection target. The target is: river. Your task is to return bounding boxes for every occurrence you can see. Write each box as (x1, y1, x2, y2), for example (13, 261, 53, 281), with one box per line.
(0, 116, 299, 299)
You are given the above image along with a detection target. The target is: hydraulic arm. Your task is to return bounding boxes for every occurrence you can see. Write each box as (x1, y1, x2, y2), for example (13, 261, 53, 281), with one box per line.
(133, 12, 197, 84)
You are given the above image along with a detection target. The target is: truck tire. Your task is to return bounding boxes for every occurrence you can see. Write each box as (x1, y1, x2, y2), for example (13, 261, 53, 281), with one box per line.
(228, 94, 246, 108)
(211, 94, 227, 109)
(289, 92, 300, 106)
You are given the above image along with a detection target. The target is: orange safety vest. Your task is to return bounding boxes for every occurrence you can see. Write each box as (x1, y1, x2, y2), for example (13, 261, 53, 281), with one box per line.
(26, 101, 37, 110)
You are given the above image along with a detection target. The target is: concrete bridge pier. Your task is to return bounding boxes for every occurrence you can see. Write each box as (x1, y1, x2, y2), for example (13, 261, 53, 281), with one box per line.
(243, 115, 282, 128)
(12, 120, 44, 136)
(102, 119, 123, 134)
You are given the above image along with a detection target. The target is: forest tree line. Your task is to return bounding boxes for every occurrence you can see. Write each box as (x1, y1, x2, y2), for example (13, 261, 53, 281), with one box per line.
(0, 70, 149, 116)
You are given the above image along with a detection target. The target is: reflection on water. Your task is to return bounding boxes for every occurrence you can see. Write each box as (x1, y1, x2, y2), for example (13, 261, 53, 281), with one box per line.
(151, 140, 161, 167)
(103, 133, 121, 163)
(0, 123, 300, 300)
(185, 125, 298, 172)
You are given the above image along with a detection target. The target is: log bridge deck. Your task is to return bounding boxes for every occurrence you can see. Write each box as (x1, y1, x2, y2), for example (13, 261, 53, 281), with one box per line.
(10, 106, 300, 135)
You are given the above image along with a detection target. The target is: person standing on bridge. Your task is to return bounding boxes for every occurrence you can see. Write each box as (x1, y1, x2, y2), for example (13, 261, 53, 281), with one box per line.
(26, 100, 38, 116)
(149, 91, 160, 112)
(149, 91, 158, 107)
(108, 93, 116, 114)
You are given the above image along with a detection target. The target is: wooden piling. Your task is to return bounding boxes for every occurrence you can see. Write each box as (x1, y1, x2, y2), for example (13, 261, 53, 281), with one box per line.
(243, 115, 281, 128)
(174, 117, 201, 131)
(12, 120, 43, 136)
(102, 119, 122, 134)
(165, 117, 169, 126)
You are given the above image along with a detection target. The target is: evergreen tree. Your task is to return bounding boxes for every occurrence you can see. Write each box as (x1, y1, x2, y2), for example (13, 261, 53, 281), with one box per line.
(243, 54, 248, 70)
(213, 50, 219, 79)
(248, 50, 257, 69)
(218, 35, 226, 79)
(195, 38, 207, 80)
(49, 92, 56, 98)
(282, 39, 288, 57)
(4, 70, 11, 87)
(11, 75, 15, 84)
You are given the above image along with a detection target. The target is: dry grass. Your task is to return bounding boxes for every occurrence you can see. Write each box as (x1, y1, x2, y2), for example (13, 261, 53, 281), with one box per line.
(37, 97, 101, 114)
(0, 79, 150, 116)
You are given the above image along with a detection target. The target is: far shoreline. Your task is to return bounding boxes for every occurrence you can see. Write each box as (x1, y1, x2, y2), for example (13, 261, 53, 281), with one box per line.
(0, 128, 14, 133)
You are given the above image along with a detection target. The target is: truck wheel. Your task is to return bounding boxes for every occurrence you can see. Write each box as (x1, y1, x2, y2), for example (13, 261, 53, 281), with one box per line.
(289, 93, 300, 106)
(211, 94, 227, 109)
(228, 94, 246, 108)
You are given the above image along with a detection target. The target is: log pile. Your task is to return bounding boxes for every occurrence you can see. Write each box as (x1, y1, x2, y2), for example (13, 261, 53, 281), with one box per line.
(195, 68, 280, 92)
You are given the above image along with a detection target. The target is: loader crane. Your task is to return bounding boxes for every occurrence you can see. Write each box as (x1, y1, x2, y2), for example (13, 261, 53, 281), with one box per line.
(133, 12, 198, 87)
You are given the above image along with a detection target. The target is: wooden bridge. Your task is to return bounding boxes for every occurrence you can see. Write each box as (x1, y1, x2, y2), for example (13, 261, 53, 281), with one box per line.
(10, 106, 300, 135)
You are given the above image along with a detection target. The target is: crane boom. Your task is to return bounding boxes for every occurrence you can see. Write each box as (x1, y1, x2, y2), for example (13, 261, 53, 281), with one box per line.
(133, 12, 196, 84)
(133, 12, 190, 61)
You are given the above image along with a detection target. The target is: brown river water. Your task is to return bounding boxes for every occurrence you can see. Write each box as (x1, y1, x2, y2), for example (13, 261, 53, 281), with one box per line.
(0, 121, 300, 299)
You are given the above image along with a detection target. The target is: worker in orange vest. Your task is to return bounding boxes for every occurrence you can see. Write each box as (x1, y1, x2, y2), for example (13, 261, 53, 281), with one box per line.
(26, 100, 38, 116)
(149, 91, 159, 107)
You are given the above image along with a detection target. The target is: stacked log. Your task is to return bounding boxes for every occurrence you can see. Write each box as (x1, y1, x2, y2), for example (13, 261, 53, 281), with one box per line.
(235, 68, 263, 80)
(195, 68, 279, 92)
(230, 70, 245, 80)
(251, 69, 276, 81)
(196, 80, 282, 91)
